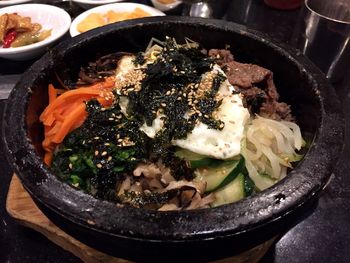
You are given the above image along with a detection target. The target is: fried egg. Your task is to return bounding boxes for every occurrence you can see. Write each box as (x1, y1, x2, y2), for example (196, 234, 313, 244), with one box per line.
(115, 56, 250, 160)
(173, 67, 249, 159)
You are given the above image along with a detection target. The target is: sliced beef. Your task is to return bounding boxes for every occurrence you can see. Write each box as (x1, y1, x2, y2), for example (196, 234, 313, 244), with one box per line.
(208, 49, 234, 64)
(208, 49, 293, 121)
(260, 101, 293, 121)
(224, 61, 272, 89)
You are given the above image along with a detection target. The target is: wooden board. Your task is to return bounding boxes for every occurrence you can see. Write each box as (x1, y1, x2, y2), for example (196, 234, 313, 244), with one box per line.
(6, 174, 276, 263)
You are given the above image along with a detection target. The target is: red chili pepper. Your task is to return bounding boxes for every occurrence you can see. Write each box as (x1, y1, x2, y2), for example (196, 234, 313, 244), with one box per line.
(3, 29, 17, 48)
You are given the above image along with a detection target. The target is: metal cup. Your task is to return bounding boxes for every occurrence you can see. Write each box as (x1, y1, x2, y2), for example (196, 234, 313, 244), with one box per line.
(182, 0, 212, 18)
(297, 0, 350, 83)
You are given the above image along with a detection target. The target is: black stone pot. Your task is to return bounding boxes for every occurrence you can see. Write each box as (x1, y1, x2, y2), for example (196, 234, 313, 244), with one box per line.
(3, 17, 344, 262)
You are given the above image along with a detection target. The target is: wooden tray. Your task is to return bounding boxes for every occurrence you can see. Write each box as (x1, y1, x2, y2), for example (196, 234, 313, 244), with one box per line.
(6, 174, 275, 263)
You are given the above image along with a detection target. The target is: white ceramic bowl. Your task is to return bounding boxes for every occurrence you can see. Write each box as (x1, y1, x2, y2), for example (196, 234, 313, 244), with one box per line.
(70, 3, 165, 37)
(0, 0, 31, 7)
(0, 4, 71, 61)
(72, 0, 123, 9)
(151, 0, 182, 12)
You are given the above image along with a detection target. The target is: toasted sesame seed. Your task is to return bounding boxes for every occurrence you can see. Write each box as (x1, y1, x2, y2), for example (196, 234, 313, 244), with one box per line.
(69, 163, 73, 169)
(101, 151, 107, 156)
(94, 150, 99, 156)
(87, 220, 96, 225)
(94, 137, 100, 140)
(161, 103, 167, 107)
(96, 163, 102, 168)
(166, 90, 171, 96)
(104, 143, 110, 146)
(108, 118, 114, 121)
(118, 139, 123, 142)
(107, 156, 112, 161)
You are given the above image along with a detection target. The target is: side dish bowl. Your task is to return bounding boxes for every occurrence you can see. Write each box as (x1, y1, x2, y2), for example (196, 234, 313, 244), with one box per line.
(0, 0, 31, 7)
(70, 2, 165, 37)
(71, 0, 123, 9)
(151, 0, 182, 11)
(3, 17, 344, 262)
(0, 4, 71, 60)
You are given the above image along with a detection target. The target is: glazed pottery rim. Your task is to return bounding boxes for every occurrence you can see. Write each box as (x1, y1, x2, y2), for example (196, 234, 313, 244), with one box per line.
(3, 16, 344, 241)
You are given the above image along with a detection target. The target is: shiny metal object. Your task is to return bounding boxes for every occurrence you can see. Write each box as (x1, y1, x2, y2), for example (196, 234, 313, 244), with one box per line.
(182, 0, 212, 18)
(297, 0, 350, 83)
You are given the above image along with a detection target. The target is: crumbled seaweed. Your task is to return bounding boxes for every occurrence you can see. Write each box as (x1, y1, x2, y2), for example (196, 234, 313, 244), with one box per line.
(120, 190, 174, 208)
(134, 52, 146, 65)
(120, 185, 196, 209)
(210, 73, 226, 96)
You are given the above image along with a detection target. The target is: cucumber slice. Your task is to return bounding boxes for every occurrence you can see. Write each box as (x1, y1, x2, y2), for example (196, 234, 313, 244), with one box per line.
(212, 173, 245, 207)
(196, 156, 244, 192)
(175, 149, 206, 160)
(175, 149, 225, 168)
(243, 173, 255, 196)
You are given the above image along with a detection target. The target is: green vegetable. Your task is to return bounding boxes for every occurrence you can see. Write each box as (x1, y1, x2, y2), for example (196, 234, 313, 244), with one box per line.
(175, 149, 224, 168)
(211, 173, 245, 207)
(69, 175, 83, 186)
(243, 173, 255, 196)
(195, 155, 245, 192)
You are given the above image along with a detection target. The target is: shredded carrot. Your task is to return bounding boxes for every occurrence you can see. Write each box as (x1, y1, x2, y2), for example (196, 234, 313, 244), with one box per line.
(40, 78, 115, 121)
(52, 103, 87, 143)
(40, 77, 115, 166)
(44, 152, 54, 167)
(48, 84, 57, 103)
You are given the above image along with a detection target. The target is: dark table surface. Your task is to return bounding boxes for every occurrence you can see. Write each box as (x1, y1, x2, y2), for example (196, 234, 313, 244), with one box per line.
(1, 0, 349, 262)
